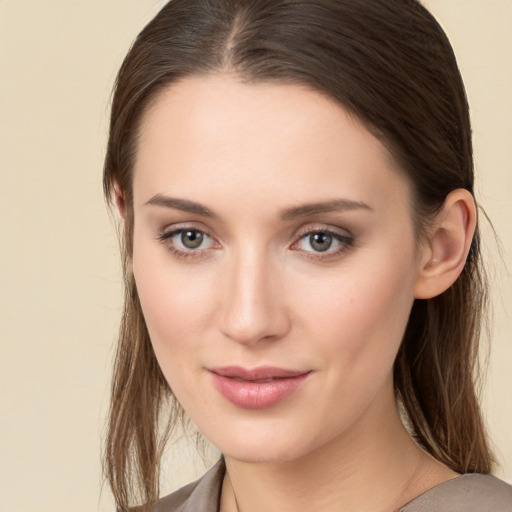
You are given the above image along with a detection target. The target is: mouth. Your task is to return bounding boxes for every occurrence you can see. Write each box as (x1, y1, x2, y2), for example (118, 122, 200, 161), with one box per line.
(208, 366, 312, 409)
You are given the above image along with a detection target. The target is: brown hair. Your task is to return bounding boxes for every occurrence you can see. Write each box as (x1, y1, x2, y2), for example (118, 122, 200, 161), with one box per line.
(103, 0, 494, 510)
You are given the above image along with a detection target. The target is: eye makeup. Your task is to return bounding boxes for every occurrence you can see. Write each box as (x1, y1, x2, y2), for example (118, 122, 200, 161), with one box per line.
(156, 222, 355, 263)
(291, 228, 354, 262)
(157, 226, 217, 260)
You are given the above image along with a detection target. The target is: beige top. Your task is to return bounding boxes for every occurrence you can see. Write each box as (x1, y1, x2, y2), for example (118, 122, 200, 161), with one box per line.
(155, 460, 512, 512)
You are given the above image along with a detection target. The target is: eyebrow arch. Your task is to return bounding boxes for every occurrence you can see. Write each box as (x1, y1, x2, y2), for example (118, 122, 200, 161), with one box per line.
(280, 199, 373, 220)
(144, 194, 372, 220)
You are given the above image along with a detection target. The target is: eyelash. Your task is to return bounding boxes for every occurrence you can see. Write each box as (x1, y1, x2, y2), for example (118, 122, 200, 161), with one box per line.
(291, 228, 354, 261)
(157, 226, 354, 261)
(157, 227, 217, 260)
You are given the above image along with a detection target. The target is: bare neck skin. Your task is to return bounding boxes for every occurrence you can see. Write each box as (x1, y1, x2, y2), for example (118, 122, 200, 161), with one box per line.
(220, 378, 457, 512)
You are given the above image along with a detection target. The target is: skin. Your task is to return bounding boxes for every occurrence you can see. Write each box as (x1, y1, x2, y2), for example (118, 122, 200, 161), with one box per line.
(124, 74, 475, 512)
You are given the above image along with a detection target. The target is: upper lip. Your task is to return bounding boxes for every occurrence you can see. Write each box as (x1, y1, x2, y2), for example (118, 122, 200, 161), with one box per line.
(209, 366, 311, 381)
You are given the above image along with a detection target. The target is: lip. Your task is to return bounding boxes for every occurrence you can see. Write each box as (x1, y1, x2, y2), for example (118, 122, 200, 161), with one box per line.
(208, 366, 312, 409)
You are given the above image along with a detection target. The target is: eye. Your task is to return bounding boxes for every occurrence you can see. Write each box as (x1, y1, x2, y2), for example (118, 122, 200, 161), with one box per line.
(177, 229, 207, 249)
(158, 227, 217, 257)
(305, 232, 335, 252)
(292, 228, 353, 258)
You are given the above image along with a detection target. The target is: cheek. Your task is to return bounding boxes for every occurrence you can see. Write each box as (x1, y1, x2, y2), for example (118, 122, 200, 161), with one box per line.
(281, 253, 417, 439)
(290, 251, 417, 369)
(132, 239, 217, 361)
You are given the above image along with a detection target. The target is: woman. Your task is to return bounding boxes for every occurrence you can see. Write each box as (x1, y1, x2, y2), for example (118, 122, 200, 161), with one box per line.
(103, 0, 512, 511)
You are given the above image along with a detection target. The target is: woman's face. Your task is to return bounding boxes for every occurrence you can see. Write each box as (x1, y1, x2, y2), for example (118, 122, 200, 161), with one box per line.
(131, 74, 423, 463)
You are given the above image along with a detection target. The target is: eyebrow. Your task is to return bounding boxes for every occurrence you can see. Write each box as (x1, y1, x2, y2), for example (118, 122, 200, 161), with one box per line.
(280, 198, 373, 220)
(145, 194, 218, 218)
(144, 194, 373, 220)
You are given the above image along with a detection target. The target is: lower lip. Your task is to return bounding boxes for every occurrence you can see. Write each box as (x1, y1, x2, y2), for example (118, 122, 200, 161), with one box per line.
(210, 372, 310, 409)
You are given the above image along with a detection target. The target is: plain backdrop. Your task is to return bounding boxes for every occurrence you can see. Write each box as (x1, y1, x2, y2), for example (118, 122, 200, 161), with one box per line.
(0, 1, 510, 511)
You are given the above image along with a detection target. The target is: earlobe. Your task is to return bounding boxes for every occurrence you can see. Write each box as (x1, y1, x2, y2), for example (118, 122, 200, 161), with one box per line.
(414, 189, 477, 299)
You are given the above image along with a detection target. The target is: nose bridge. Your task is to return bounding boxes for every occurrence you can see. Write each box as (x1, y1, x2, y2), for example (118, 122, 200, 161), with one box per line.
(219, 243, 288, 345)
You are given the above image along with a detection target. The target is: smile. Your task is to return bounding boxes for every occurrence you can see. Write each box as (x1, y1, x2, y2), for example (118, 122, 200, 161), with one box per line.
(208, 366, 312, 409)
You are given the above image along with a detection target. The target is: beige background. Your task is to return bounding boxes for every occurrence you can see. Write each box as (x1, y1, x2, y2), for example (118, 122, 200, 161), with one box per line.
(0, 1, 510, 510)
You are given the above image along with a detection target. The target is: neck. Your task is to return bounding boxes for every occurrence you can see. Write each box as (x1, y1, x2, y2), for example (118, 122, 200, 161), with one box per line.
(220, 384, 456, 512)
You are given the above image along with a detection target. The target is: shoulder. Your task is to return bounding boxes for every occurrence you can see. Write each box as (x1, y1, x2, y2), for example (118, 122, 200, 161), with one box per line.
(398, 473, 512, 512)
(152, 459, 225, 512)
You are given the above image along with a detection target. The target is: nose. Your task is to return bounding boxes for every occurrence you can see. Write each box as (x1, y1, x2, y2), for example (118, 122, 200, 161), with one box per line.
(218, 247, 290, 346)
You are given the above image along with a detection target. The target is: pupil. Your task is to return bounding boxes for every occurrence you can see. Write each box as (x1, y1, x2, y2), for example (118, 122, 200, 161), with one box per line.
(181, 230, 203, 249)
(310, 233, 332, 252)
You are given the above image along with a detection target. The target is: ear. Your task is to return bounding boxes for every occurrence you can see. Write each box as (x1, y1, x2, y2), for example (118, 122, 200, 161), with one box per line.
(113, 182, 127, 219)
(112, 183, 134, 268)
(414, 189, 477, 299)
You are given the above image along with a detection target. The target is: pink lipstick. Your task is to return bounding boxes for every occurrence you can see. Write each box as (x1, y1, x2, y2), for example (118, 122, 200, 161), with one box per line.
(209, 366, 311, 409)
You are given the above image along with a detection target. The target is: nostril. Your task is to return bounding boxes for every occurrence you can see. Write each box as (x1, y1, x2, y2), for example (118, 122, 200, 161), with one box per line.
(219, 299, 290, 346)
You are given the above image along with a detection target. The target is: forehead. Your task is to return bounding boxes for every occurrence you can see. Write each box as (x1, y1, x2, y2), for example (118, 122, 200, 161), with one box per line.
(133, 74, 410, 216)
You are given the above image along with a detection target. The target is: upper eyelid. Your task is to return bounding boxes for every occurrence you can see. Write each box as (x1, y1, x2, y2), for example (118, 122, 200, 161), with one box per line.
(293, 223, 353, 239)
(158, 223, 349, 235)
(291, 228, 352, 248)
(159, 223, 213, 238)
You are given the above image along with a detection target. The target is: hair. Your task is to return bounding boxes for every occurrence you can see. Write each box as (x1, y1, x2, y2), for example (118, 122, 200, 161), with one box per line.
(102, 0, 495, 510)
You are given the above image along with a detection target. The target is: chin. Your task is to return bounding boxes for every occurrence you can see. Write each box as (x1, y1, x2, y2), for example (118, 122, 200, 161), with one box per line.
(204, 425, 322, 465)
